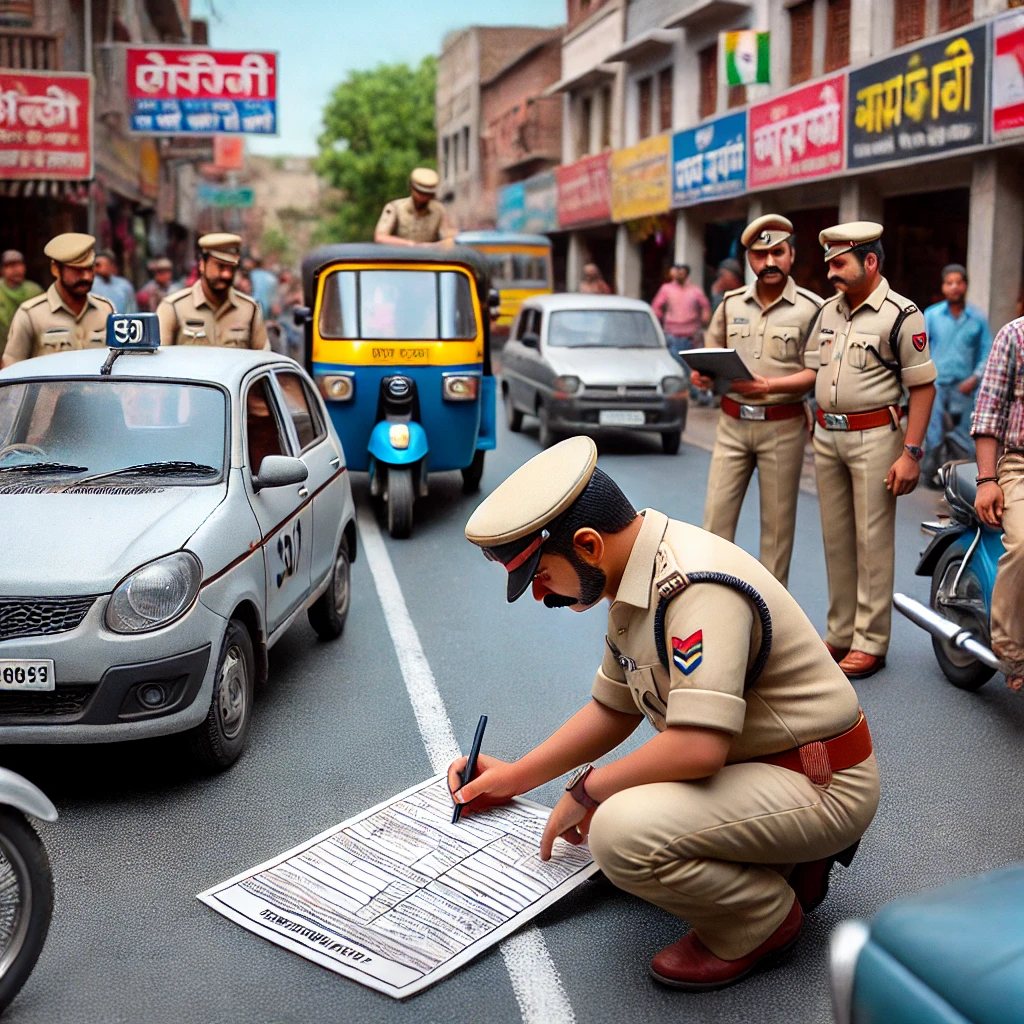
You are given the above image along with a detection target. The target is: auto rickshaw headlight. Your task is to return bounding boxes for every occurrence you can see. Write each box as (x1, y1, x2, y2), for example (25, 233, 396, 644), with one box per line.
(105, 551, 202, 633)
(317, 374, 355, 402)
(552, 375, 581, 397)
(661, 375, 687, 396)
(442, 374, 480, 402)
(388, 423, 411, 449)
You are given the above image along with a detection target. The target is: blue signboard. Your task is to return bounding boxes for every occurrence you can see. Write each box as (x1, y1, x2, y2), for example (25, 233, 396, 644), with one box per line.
(671, 111, 747, 208)
(522, 172, 558, 234)
(496, 182, 526, 232)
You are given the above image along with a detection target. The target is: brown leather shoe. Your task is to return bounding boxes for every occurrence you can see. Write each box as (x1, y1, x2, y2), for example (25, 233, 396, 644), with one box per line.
(649, 897, 803, 991)
(824, 640, 849, 663)
(838, 650, 886, 679)
(790, 841, 860, 913)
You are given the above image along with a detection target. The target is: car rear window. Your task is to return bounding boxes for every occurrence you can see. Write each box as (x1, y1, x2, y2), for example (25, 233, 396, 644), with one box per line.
(547, 310, 662, 348)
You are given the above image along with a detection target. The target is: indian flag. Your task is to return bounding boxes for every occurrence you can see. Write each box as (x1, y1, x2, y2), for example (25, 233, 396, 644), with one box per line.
(723, 30, 770, 87)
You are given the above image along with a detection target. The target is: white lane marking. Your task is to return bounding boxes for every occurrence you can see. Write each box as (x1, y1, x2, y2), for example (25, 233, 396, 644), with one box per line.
(356, 505, 576, 1024)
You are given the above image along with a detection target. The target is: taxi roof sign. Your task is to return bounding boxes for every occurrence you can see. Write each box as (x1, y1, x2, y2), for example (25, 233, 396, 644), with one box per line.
(106, 312, 160, 350)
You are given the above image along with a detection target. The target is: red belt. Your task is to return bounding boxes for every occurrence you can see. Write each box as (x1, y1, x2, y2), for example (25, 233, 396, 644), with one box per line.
(815, 406, 903, 431)
(752, 712, 872, 787)
(721, 396, 806, 422)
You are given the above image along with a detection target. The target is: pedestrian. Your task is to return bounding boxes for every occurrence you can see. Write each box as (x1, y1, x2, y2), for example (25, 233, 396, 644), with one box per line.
(136, 257, 175, 313)
(0, 249, 43, 358)
(808, 222, 936, 679)
(696, 215, 823, 587)
(90, 250, 138, 313)
(921, 264, 992, 483)
(156, 233, 269, 350)
(246, 253, 279, 320)
(651, 263, 711, 364)
(1, 233, 114, 367)
(451, 436, 878, 991)
(710, 258, 744, 314)
(970, 316, 1024, 691)
(374, 168, 456, 247)
(578, 262, 612, 295)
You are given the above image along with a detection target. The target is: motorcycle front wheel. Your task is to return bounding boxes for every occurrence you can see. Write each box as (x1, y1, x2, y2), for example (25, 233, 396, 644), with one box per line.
(931, 546, 997, 691)
(0, 807, 53, 1012)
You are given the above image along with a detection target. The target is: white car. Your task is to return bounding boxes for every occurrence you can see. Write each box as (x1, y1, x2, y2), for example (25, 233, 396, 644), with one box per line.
(0, 345, 355, 769)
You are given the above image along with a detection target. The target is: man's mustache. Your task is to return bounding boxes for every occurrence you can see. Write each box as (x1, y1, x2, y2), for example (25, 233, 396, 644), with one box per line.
(543, 593, 578, 608)
(758, 267, 782, 279)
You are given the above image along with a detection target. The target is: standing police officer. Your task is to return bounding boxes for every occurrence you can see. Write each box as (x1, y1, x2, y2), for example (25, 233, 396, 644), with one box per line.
(374, 168, 456, 247)
(1, 233, 114, 367)
(157, 233, 269, 350)
(808, 223, 936, 678)
(695, 214, 822, 587)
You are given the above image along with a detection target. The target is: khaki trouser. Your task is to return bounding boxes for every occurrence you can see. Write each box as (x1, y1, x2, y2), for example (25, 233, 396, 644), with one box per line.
(703, 414, 807, 587)
(588, 755, 879, 960)
(992, 453, 1024, 676)
(813, 423, 904, 656)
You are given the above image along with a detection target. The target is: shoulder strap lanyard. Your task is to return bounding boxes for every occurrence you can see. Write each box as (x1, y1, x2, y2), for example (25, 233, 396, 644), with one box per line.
(865, 301, 910, 383)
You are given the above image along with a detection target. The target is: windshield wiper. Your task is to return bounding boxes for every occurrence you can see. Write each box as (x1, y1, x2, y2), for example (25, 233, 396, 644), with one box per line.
(76, 461, 220, 483)
(0, 462, 88, 475)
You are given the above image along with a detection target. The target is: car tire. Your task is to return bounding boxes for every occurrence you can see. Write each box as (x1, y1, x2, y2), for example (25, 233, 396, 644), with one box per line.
(0, 808, 53, 1014)
(661, 431, 681, 455)
(386, 467, 414, 539)
(930, 546, 996, 691)
(461, 449, 485, 494)
(505, 390, 523, 432)
(188, 620, 255, 770)
(307, 535, 351, 641)
(538, 404, 559, 449)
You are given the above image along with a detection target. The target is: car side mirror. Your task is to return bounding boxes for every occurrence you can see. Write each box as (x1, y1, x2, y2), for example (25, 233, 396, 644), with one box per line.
(252, 455, 308, 492)
(488, 288, 500, 309)
(521, 331, 540, 349)
(293, 305, 311, 327)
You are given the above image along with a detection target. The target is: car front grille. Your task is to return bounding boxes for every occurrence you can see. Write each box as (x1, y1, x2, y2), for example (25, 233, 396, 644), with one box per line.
(0, 596, 98, 643)
(583, 385, 660, 401)
(0, 687, 93, 719)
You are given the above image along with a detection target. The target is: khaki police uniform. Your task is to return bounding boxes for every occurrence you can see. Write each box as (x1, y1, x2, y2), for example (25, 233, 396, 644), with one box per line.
(807, 224, 937, 656)
(157, 280, 268, 350)
(375, 196, 453, 244)
(4, 286, 113, 361)
(702, 219, 822, 586)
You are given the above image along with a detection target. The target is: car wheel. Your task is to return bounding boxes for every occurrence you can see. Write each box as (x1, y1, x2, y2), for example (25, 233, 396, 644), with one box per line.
(505, 390, 523, 432)
(538, 404, 559, 449)
(307, 534, 351, 640)
(930, 547, 996, 691)
(661, 431, 681, 455)
(461, 449, 485, 494)
(188, 619, 255, 770)
(386, 467, 414, 538)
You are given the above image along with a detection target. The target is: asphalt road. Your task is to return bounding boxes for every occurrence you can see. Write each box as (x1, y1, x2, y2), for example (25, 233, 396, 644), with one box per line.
(5, 404, 1024, 1024)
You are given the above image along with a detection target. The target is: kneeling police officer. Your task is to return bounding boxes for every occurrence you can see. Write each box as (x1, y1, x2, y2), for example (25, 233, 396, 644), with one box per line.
(449, 436, 879, 990)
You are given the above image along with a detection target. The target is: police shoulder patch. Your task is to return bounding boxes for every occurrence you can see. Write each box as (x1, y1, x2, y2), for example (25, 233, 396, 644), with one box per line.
(912, 332, 926, 351)
(672, 630, 703, 675)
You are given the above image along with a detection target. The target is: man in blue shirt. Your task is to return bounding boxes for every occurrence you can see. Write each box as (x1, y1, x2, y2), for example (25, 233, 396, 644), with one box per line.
(90, 250, 138, 314)
(922, 264, 992, 482)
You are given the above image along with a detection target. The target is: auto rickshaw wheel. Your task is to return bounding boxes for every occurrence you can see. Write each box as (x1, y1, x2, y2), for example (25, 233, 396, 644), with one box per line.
(386, 467, 414, 539)
(462, 450, 485, 494)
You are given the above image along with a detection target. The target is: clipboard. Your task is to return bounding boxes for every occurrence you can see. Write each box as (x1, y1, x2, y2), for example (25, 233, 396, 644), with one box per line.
(678, 347, 754, 394)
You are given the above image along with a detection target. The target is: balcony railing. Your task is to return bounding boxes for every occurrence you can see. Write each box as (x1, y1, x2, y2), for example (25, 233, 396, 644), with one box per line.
(489, 96, 562, 172)
(0, 28, 61, 70)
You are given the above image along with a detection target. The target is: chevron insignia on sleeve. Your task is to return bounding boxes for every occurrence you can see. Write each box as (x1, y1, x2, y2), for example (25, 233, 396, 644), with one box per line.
(672, 631, 703, 675)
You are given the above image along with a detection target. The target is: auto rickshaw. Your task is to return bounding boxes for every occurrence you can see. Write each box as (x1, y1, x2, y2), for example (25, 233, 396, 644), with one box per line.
(298, 244, 497, 538)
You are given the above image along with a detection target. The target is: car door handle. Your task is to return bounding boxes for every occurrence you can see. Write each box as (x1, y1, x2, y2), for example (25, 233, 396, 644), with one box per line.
(329, 457, 340, 468)
(298, 487, 309, 498)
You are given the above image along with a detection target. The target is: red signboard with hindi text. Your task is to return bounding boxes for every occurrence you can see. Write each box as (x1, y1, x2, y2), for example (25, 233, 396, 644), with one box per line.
(556, 152, 612, 229)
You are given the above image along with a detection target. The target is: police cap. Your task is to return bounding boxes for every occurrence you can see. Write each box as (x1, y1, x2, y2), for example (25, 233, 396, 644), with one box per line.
(466, 436, 598, 602)
(819, 221, 883, 262)
(741, 214, 793, 252)
(43, 233, 96, 268)
(198, 232, 243, 266)
(409, 168, 439, 196)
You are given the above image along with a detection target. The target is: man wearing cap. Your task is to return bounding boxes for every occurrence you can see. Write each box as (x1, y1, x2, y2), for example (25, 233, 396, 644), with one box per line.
(808, 222, 936, 679)
(2, 233, 114, 367)
(0, 250, 43, 358)
(157, 233, 269, 350)
(450, 436, 878, 990)
(374, 168, 456, 247)
(136, 257, 175, 313)
(693, 215, 823, 587)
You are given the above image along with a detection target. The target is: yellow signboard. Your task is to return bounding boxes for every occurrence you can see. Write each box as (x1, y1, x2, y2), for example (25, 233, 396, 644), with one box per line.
(610, 134, 672, 222)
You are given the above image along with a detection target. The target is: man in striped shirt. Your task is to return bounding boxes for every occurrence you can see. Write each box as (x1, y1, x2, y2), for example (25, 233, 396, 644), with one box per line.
(971, 317, 1024, 689)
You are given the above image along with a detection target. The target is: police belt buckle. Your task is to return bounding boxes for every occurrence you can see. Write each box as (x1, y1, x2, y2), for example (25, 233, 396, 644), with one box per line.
(739, 404, 767, 421)
(823, 412, 850, 430)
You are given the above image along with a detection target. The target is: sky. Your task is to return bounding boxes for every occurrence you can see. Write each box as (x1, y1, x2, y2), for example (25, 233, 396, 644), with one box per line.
(193, 0, 566, 157)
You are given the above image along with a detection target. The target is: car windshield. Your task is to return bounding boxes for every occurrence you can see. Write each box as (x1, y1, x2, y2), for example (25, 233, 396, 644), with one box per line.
(318, 269, 478, 340)
(546, 310, 662, 349)
(0, 380, 226, 483)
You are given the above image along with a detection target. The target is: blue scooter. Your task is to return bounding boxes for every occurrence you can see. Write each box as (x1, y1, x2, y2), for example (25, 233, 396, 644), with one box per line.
(894, 461, 1008, 690)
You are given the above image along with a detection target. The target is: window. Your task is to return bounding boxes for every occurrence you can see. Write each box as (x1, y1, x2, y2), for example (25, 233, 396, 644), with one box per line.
(600, 85, 612, 149)
(462, 126, 470, 171)
(658, 67, 673, 132)
(938, 0, 972, 31)
(699, 44, 717, 120)
(824, 0, 851, 72)
(894, 0, 925, 48)
(638, 76, 652, 139)
(0, 0, 33, 28)
(728, 84, 746, 109)
(789, 0, 814, 85)
(485, 251, 550, 287)
(547, 310, 661, 349)
(276, 372, 324, 451)
(452, 133, 460, 177)
(579, 94, 592, 157)
(442, 137, 450, 181)
(246, 377, 288, 475)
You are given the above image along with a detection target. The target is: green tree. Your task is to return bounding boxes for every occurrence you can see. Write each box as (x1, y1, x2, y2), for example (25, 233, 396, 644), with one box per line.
(316, 56, 437, 243)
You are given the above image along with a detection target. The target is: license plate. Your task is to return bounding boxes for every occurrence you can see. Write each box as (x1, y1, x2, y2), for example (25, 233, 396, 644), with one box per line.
(0, 661, 55, 691)
(599, 409, 646, 427)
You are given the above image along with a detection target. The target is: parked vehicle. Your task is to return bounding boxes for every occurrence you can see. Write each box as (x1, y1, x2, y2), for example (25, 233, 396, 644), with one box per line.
(0, 323, 356, 769)
(501, 294, 689, 453)
(298, 244, 497, 538)
(894, 460, 1006, 690)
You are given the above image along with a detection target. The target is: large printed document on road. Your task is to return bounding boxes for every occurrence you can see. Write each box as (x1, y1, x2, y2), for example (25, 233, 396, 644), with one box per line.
(198, 775, 597, 999)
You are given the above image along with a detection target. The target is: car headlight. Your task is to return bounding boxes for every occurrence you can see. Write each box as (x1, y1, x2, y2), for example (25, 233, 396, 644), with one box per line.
(553, 375, 581, 396)
(442, 373, 480, 401)
(105, 552, 203, 634)
(317, 373, 354, 402)
(388, 423, 410, 449)
(662, 375, 687, 396)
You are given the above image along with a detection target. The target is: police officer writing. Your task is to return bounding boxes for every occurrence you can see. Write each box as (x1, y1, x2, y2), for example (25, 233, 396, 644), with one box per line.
(157, 234, 269, 350)
(808, 223, 936, 679)
(373, 168, 456, 247)
(450, 437, 878, 991)
(692, 215, 822, 587)
(1, 233, 114, 368)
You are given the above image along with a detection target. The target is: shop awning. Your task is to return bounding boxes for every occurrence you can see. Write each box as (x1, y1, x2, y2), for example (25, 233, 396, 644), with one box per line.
(662, 0, 751, 31)
(544, 62, 620, 97)
(606, 28, 680, 65)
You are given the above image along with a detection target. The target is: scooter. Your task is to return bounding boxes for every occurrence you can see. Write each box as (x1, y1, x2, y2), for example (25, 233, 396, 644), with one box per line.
(894, 460, 1008, 690)
(0, 767, 56, 1013)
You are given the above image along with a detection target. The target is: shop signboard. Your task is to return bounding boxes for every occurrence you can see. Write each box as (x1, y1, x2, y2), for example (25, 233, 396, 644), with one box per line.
(848, 25, 985, 169)
(610, 134, 672, 222)
(126, 47, 278, 135)
(0, 70, 93, 181)
(748, 75, 845, 189)
(496, 181, 526, 231)
(671, 111, 746, 208)
(197, 182, 255, 208)
(991, 11, 1024, 141)
(522, 172, 558, 234)
(556, 152, 611, 228)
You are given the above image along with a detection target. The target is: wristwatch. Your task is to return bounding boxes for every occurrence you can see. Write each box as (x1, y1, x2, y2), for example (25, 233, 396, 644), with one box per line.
(565, 764, 600, 809)
(904, 444, 924, 462)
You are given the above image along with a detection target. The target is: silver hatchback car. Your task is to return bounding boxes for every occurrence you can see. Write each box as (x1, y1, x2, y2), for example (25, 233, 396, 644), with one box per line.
(0, 346, 355, 769)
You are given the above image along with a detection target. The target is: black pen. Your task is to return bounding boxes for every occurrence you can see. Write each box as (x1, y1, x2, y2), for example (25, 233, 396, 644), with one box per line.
(452, 714, 488, 824)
